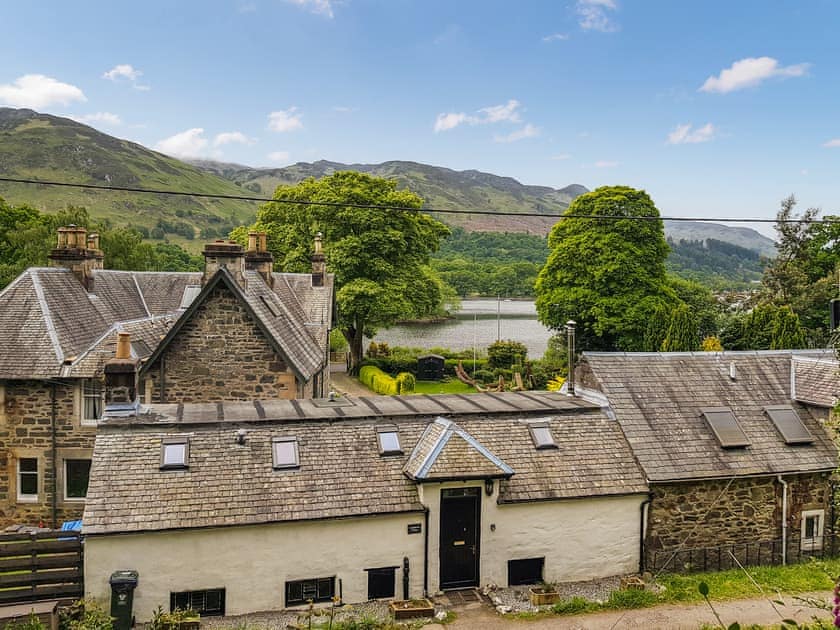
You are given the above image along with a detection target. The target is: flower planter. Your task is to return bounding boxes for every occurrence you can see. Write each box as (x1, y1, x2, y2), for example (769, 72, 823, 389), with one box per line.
(528, 587, 560, 607)
(389, 598, 434, 620)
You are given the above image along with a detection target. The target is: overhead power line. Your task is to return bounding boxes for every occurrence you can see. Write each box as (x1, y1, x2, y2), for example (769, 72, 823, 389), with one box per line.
(1, 175, 838, 224)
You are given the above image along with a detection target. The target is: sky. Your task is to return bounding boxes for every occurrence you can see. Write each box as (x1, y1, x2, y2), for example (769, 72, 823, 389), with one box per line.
(1, 0, 839, 235)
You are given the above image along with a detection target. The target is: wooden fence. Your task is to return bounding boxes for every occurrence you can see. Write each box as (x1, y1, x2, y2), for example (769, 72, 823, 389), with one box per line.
(0, 530, 83, 604)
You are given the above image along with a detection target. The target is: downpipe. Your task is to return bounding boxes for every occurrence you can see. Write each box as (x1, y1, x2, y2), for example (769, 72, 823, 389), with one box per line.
(639, 492, 653, 574)
(778, 474, 788, 565)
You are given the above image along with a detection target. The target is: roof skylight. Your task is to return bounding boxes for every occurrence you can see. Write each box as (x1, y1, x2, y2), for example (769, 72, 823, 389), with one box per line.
(179, 285, 201, 309)
(160, 438, 189, 469)
(528, 422, 557, 450)
(272, 437, 300, 469)
(377, 426, 402, 455)
(765, 406, 814, 445)
(702, 408, 750, 449)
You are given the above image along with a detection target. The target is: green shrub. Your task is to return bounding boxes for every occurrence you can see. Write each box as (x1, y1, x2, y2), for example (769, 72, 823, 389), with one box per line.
(395, 372, 416, 395)
(329, 329, 348, 353)
(487, 340, 528, 369)
(359, 366, 399, 395)
(443, 358, 488, 376)
(472, 369, 495, 383)
(604, 588, 657, 610)
(59, 599, 113, 630)
(6, 613, 46, 630)
(551, 596, 594, 615)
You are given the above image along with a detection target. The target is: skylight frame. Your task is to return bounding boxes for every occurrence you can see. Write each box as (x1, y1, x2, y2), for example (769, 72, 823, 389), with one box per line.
(179, 285, 201, 309)
(160, 437, 190, 470)
(528, 422, 558, 450)
(272, 436, 300, 470)
(376, 426, 403, 455)
(764, 405, 814, 445)
(701, 407, 751, 449)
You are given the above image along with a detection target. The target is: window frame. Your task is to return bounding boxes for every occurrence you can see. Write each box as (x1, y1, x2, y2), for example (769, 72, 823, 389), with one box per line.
(284, 576, 335, 607)
(17, 457, 38, 503)
(528, 423, 557, 450)
(801, 509, 825, 552)
(64, 458, 92, 501)
(272, 437, 300, 470)
(81, 378, 104, 427)
(160, 438, 190, 470)
(170, 588, 226, 616)
(376, 426, 402, 455)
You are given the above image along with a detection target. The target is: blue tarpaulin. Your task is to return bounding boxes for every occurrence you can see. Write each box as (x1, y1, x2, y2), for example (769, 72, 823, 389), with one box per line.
(61, 519, 82, 531)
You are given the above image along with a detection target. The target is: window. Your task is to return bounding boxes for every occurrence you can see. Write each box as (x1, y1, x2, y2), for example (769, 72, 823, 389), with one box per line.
(170, 589, 225, 616)
(765, 406, 814, 445)
(377, 427, 402, 455)
(161, 438, 189, 470)
(366, 567, 396, 600)
(82, 379, 103, 426)
(65, 459, 91, 500)
(179, 285, 201, 309)
(701, 408, 750, 448)
(272, 437, 299, 469)
(801, 509, 825, 552)
(528, 423, 557, 449)
(17, 458, 38, 502)
(508, 557, 545, 586)
(285, 577, 335, 606)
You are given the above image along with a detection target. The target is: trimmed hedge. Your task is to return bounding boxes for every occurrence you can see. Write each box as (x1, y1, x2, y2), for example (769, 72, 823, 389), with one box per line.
(359, 366, 415, 395)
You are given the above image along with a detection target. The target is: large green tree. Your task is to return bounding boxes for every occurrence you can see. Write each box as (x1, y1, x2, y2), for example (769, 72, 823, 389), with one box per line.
(240, 171, 451, 371)
(535, 185, 674, 351)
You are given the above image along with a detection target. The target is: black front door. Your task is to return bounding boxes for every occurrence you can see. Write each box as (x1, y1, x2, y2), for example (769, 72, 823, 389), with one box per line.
(439, 487, 480, 589)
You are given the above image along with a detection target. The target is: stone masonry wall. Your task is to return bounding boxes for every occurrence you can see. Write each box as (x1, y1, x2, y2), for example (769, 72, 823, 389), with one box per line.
(646, 473, 831, 571)
(145, 284, 302, 403)
(0, 380, 95, 528)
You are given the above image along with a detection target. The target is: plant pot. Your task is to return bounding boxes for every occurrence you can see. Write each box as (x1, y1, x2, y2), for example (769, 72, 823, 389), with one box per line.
(528, 587, 560, 606)
(389, 598, 435, 620)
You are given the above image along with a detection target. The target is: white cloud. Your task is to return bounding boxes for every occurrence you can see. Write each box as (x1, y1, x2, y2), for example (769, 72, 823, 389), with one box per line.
(73, 112, 123, 126)
(286, 0, 333, 18)
(267, 151, 291, 164)
(268, 107, 303, 132)
(213, 131, 255, 146)
(667, 122, 717, 144)
(551, 153, 571, 160)
(823, 138, 840, 148)
(434, 99, 523, 132)
(594, 160, 619, 168)
(494, 124, 540, 143)
(542, 32, 569, 42)
(577, 0, 619, 32)
(700, 57, 809, 94)
(0, 74, 86, 108)
(102, 64, 149, 90)
(154, 128, 209, 158)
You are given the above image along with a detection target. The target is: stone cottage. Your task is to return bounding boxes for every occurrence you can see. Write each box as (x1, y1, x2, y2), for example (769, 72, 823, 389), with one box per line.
(83, 391, 649, 618)
(0, 226, 333, 528)
(577, 350, 839, 572)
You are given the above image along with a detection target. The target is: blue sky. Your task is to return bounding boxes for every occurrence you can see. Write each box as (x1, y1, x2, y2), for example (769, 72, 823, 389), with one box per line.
(1, 0, 839, 233)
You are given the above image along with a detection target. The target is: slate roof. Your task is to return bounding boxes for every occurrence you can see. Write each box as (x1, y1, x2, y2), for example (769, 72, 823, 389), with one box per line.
(0, 266, 332, 380)
(83, 391, 648, 534)
(792, 355, 840, 408)
(581, 351, 839, 483)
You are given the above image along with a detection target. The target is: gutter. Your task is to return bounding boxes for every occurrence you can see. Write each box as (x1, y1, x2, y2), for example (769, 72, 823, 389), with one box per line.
(778, 474, 788, 565)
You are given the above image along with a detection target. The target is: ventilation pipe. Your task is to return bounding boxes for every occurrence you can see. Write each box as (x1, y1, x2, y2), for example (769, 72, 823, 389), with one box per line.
(566, 320, 576, 396)
(729, 361, 737, 381)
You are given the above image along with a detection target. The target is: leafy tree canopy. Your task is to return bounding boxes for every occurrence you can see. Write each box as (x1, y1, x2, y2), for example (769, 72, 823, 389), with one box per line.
(236, 171, 451, 370)
(535, 186, 675, 351)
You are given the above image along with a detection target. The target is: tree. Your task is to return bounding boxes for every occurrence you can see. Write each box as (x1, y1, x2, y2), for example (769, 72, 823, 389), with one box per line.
(643, 303, 670, 352)
(535, 186, 674, 351)
(239, 171, 451, 371)
(771, 305, 806, 349)
(660, 303, 699, 351)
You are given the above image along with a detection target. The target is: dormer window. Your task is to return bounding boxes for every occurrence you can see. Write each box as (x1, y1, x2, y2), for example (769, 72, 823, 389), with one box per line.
(272, 437, 299, 469)
(161, 438, 189, 470)
(377, 427, 402, 455)
(528, 422, 557, 450)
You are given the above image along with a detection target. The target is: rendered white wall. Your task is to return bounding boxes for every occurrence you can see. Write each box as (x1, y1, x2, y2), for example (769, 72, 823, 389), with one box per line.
(85, 512, 426, 619)
(419, 482, 644, 593)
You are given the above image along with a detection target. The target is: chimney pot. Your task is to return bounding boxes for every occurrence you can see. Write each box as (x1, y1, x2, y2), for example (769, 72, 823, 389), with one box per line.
(115, 332, 131, 360)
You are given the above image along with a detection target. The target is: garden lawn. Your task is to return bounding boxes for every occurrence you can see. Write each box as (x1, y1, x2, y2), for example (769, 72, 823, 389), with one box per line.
(412, 380, 476, 395)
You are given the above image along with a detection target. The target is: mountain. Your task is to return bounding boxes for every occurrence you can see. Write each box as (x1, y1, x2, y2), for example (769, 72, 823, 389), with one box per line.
(664, 220, 776, 258)
(187, 158, 585, 234)
(0, 108, 256, 246)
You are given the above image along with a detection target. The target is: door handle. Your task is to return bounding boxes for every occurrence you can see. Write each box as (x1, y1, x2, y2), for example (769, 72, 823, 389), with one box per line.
(470, 545, 476, 554)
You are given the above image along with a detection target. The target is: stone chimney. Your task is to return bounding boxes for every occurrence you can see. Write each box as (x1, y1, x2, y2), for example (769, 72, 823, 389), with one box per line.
(245, 231, 274, 288)
(48, 225, 104, 290)
(311, 232, 326, 287)
(104, 332, 140, 411)
(202, 240, 246, 287)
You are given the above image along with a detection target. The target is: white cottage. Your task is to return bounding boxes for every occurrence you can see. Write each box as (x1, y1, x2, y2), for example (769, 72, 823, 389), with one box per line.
(83, 391, 648, 619)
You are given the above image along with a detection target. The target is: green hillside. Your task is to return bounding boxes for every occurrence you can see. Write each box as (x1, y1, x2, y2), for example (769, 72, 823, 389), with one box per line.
(0, 108, 257, 248)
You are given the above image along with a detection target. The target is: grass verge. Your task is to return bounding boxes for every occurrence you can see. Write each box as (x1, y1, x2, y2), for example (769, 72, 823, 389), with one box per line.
(412, 380, 475, 394)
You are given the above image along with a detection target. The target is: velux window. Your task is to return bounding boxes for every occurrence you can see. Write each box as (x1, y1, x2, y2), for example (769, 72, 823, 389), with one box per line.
(65, 459, 91, 500)
(272, 437, 299, 469)
(528, 422, 557, 449)
(160, 438, 189, 470)
(377, 426, 402, 455)
(82, 379, 103, 425)
(17, 458, 38, 502)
